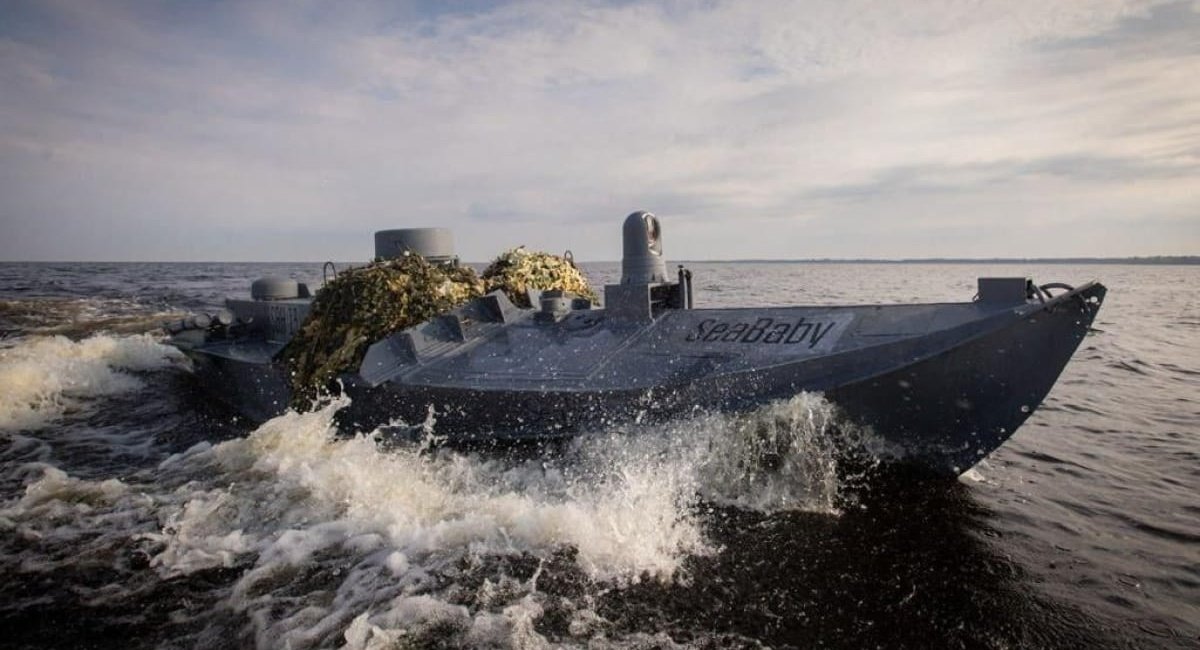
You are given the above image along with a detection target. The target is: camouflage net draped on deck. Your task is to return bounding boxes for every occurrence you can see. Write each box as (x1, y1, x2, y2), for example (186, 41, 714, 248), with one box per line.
(280, 248, 596, 408)
(279, 254, 484, 409)
(480, 247, 599, 309)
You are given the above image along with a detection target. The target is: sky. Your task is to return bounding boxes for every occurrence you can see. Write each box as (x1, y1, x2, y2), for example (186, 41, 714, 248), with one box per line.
(1, 0, 1198, 262)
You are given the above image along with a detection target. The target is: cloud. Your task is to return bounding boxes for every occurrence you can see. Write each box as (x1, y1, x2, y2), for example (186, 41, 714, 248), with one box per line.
(0, 0, 1196, 261)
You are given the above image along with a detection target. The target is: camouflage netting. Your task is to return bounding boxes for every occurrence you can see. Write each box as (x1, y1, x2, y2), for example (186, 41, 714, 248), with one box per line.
(480, 247, 599, 309)
(280, 248, 596, 409)
(279, 254, 484, 409)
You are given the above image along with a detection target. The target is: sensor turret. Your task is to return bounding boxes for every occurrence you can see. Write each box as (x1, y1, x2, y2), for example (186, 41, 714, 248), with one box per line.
(621, 211, 668, 285)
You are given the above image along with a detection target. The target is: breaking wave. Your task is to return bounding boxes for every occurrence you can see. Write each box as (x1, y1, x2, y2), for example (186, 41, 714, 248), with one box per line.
(0, 334, 186, 431)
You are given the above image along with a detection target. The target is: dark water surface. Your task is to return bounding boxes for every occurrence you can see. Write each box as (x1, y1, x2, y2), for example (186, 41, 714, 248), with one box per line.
(0, 261, 1196, 649)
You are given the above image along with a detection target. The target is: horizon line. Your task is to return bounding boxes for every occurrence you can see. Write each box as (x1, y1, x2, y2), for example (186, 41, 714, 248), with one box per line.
(1, 255, 1197, 265)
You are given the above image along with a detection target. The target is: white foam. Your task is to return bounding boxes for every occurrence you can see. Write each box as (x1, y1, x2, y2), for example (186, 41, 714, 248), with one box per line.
(146, 489, 261, 573)
(219, 401, 707, 580)
(132, 393, 850, 647)
(122, 400, 696, 646)
(342, 612, 408, 650)
(960, 463, 990, 484)
(0, 465, 162, 575)
(0, 334, 185, 431)
(689, 393, 843, 513)
(13, 465, 130, 508)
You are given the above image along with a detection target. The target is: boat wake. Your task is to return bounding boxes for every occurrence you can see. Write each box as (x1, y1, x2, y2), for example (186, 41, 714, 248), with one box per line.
(1, 332, 852, 648)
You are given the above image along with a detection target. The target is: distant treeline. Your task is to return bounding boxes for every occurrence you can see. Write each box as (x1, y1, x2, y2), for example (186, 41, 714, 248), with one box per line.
(678, 256, 1200, 265)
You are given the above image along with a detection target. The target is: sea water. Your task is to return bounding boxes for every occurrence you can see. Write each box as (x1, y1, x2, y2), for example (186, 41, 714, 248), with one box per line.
(0, 261, 1196, 648)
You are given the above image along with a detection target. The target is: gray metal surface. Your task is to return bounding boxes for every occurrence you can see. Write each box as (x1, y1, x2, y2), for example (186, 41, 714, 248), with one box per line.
(251, 276, 300, 301)
(977, 277, 1031, 303)
(374, 228, 455, 262)
(342, 282, 1103, 477)
(359, 301, 980, 391)
(621, 211, 668, 284)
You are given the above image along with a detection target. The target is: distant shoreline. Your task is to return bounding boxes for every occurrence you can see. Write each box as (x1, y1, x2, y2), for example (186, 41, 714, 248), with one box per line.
(1, 256, 1197, 265)
(675, 256, 1200, 265)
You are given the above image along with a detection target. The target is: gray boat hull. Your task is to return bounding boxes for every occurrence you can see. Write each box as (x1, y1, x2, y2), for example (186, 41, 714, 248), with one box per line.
(828, 282, 1105, 474)
(341, 283, 1102, 475)
(179, 281, 1104, 477)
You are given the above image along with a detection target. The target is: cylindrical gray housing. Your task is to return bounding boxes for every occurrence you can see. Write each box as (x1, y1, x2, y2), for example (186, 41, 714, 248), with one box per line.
(251, 276, 300, 301)
(374, 228, 456, 262)
(621, 211, 668, 285)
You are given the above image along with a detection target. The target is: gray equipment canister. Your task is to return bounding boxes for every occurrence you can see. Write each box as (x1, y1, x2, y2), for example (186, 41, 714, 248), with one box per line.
(251, 277, 301, 301)
(374, 228, 456, 262)
(621, 211, 668, 285)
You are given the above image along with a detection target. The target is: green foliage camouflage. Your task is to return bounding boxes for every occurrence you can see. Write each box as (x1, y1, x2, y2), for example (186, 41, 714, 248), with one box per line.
(481, 247, 599, 308)
(279, 254, 484, 409)
(280, 248, 596, 409)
